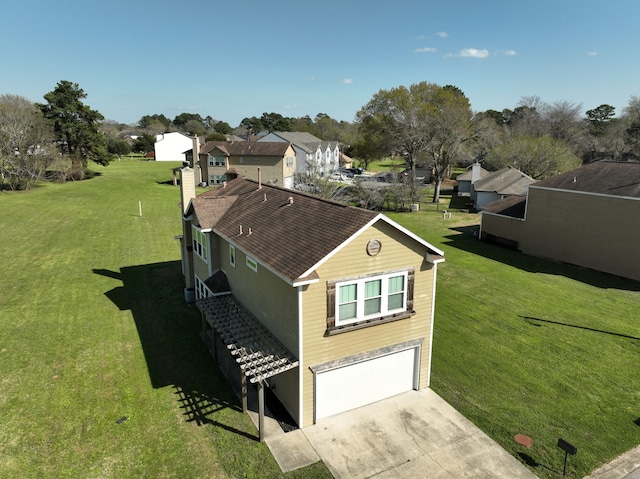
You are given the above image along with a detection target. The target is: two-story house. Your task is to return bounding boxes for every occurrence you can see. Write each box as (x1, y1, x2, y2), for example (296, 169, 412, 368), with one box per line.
(177, 167, 445, 435)
(154, 132, 193, 162)
(194, 140, 296, 188)
(258, 131, 341, 178)
(480, 160, 640, 281)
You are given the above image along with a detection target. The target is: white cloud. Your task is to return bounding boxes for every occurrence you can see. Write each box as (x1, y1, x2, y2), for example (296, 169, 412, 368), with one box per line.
(502, 49, 517, 56)
(341, 78, 353, 85)
(457, 48, 489, 58)
(587, 51, 598, 56)
(415, 47, 437, 53)
(436, 31, 448, 38)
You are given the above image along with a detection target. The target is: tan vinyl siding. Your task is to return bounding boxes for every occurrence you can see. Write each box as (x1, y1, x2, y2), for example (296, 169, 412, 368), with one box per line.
(222, 242, 301, 422)
(209, 234, 220, 273)
(228, 145, 296, 186)
(481, 213, 525, 245)
(521, 188, 640, 281)
(300, 220, 436, 425)
(193, 254, 209, 284)
(221, 240, 299, 355)
(266, 367, 299, 424)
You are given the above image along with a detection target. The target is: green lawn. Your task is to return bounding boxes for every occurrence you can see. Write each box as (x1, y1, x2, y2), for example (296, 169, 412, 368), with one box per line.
(1, 160, 638, 478)
(0, 159, 330, 479)
(388, 210, 640, 479)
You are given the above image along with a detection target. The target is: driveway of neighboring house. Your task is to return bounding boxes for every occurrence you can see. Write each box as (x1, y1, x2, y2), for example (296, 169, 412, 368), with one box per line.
(262, 388, 537, 479)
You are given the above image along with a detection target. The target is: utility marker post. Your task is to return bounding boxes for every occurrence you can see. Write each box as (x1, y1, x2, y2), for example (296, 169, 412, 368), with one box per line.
(138, 201, 142, 217)
(557, 438, 577, 477)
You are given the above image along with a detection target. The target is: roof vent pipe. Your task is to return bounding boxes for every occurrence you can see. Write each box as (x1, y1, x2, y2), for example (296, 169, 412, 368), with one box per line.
(263, 193, 267, 202)
(573, 176, 577, 182)
(248, 227, 252, 235)
(239, 225, 243, 235)
(288, 196, 294, 205)
(258, 167, 262, 189)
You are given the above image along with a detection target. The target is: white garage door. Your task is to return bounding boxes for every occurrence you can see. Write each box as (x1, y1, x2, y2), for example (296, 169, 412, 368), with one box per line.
(315, 348, 418, 420)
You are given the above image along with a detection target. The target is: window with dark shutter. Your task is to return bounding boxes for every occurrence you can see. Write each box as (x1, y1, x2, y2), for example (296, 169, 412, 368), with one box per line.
(326, 268, 416, 334)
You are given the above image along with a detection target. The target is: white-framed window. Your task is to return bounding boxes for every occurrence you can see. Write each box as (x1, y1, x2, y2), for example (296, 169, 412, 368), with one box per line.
(209, 174, 226, 184)
(246, 255, 258, 272)
(286, 155, 294, 167)
(331, 270, 412, 327)
(195, 275, 212, 300)
(208, 155, 226, 167)
(239, 156, 244, 164)
(229, 244, 236, 267)
(192, 225, 207, 261)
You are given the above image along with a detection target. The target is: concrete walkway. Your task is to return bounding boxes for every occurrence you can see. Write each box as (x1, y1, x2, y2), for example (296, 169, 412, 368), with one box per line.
(246, 387, 640, 478)
(258, 388, 536, 478)
(583, 445, 640, 479)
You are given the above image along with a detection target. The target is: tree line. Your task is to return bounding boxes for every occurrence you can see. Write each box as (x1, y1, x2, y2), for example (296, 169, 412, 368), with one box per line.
(2, 79, 639, 192)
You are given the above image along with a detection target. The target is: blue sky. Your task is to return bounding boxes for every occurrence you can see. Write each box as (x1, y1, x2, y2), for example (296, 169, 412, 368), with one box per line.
(2, 0, 639, 127)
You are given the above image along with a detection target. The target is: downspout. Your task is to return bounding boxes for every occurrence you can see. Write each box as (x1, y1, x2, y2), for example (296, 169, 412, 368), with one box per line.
(426, 263, 439, 388)
(297, 285, 304, 428)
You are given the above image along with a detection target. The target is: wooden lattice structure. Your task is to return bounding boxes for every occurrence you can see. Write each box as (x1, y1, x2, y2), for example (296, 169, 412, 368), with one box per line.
(197, 294, 299, 441)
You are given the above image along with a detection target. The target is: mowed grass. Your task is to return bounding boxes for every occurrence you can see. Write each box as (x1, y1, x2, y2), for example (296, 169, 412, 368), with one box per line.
(2, 160, 639, 479)
(388, 209, 640, 479)
(0, 159, 330, 479)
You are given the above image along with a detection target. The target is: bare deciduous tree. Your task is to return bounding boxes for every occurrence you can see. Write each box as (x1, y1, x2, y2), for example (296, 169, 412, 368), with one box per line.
(0, 94, 54, 190)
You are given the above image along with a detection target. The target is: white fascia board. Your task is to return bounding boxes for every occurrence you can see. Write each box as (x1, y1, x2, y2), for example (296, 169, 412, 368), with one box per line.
(426, 253, 445, 264)
(298, 213, 444, 279)
(292, 277, 320, 287)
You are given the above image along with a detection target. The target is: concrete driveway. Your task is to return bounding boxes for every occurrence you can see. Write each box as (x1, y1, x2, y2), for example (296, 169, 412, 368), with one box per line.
(264, 388, 537, 478)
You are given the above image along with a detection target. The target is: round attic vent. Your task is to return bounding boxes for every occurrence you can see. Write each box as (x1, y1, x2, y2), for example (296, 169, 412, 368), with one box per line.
(366, 239, 382, 256)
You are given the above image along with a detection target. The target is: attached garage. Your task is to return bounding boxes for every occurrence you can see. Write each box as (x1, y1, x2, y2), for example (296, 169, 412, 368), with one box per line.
(313, 341, 422, 421)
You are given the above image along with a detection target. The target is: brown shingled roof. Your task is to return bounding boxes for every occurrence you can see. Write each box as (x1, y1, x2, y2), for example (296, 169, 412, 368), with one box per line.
(481, 195, 527, 218)
(200, 141, 291, 157)
(188, 178, 378, 283)
(532, 160, 640, 197)
(186, 177, 442, 284)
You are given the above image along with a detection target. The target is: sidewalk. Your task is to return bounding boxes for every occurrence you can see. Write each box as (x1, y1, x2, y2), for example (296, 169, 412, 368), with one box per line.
(583, 445, 640, 479)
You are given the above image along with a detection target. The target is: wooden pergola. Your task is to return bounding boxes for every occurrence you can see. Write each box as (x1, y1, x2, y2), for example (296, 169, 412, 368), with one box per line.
(197, 294, 299, 441)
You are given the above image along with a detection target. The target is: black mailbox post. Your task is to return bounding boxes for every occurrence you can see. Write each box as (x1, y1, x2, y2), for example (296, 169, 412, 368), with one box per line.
(557, 438, 577, 476)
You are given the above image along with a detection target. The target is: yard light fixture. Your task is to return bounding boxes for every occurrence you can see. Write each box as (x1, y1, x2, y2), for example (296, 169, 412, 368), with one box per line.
(557, 438, 577, 477)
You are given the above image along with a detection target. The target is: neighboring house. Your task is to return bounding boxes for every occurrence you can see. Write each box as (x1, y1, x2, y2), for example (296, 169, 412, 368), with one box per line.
(472, 166, 536, 210)
(258, 131, 341, 178)
(480, 160, 640, 282)
(456, 161, 489, 195)
(194, 140, 296, 189)
(120, 132, 140, 145)
(154, 132, 193, 162)
(177, 169, 445, 433)
(339, 151, 354, 170)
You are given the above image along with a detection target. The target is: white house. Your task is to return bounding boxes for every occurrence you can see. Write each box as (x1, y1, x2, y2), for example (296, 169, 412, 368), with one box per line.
(154, 132, 193, 162)
(258, 131, 341, 177)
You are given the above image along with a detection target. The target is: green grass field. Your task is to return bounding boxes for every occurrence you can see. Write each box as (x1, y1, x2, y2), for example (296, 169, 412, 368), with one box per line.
(0, 159, 330, 479)
(1, 159, 638, 478)
(389, 211, 640, 479)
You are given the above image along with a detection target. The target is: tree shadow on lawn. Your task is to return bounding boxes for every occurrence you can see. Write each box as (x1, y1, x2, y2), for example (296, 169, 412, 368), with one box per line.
(521, 316, 640, 341)
(93, 262, 256, 441)
(443, 226, 640, 292)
